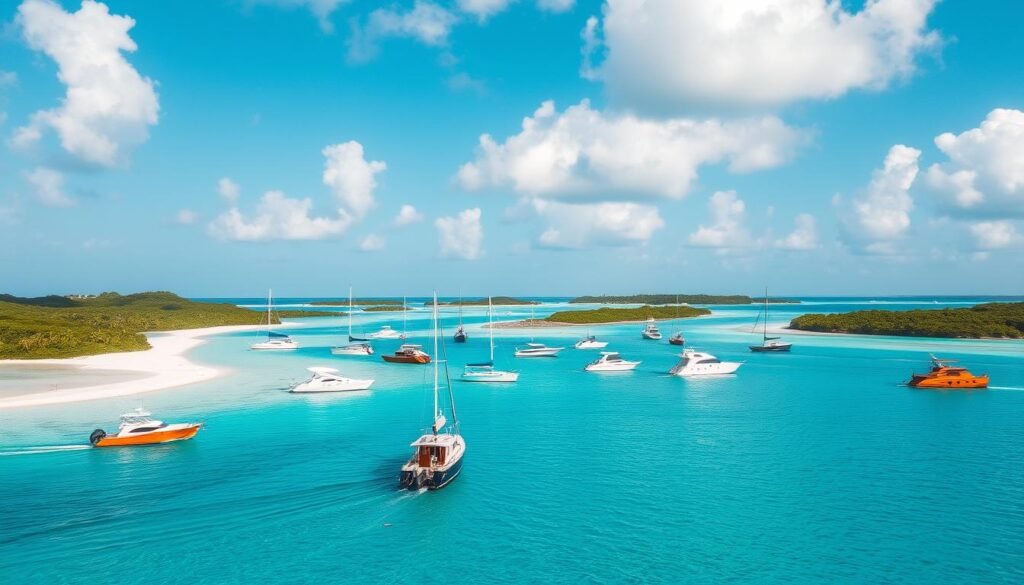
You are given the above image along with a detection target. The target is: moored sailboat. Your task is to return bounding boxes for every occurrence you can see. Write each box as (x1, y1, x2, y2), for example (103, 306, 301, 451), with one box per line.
(462, 296, 518, 382)
(250, 289, 298, 350)
(749, 288, 792, 352)
(454, 295, 467, 343)
(400, 292, 466, 490)
(332, 286, 373, 356)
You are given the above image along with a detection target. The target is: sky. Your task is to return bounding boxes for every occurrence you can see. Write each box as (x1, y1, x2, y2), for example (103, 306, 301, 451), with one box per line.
(1, 0, 1023, 298)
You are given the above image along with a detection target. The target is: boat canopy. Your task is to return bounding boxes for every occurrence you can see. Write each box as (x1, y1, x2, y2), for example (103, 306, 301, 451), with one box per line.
(268, 331, 291, 339)
(466, 361, 494, 368)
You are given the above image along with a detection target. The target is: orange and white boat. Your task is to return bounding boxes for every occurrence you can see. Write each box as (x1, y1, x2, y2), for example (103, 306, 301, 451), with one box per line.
(89, 408, 202, 447)
(907, 355, 989, 390)
(382, 344, 431, 364)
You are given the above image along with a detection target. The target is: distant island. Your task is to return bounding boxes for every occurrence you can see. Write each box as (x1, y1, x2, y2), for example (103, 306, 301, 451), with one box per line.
(789, 302, 1024, 339)
(362, 305, 412, 312)
(489, 305, 712, 327)
(310, 299, 403, 306)
(424, 296, 538, 306)
(570, 294, 798, 305)
(0, 291, 328, 360)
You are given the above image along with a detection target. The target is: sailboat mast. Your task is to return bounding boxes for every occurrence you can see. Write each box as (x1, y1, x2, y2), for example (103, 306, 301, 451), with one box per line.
(432, 291, 439, 424)
(347, 286, 353, 336)
(403, 295, 407, 336)
(763, 287, 769, 341)
(488, 296, 494, 362)
(267, 289, 273, 333)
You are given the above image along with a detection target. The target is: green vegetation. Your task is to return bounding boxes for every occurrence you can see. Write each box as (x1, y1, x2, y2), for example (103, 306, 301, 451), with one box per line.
(425, 296, 538, 306)
(789, 302, 1024, 339)
(545, 305, 711, 324)
(310, 299, 403, 306)
(277, 309, 339, 318)
(0, 291, 279, 359)
(570, 294, 798, 305)
(362, 305, 412, 312)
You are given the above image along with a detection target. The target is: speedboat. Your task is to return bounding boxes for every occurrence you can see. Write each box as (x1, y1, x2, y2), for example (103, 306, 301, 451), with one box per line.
(251, 333, 299, 350)
(89, 409, 201, 447)
(290, 367, 374, 393)
(514, 342, 564, 357)
(668, 332, 685, 346)
(641, 318, 662, 340)
(382, 344, 431, 364)
(331, 342, 374, 356)
(669, 348, 742, 377)
(585, 352, 640, 372)
(908, 355, 988, 389)
(369, 325, 405, 340)
(400, 292, 466, 490)
(574, 335, 608, 349)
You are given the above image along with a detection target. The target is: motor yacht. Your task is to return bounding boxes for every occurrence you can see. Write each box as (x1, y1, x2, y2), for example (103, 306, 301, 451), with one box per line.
(331, 342, 373, 356)
(514, 342, 564, 357)
(290, 367, 374, 393)
(400, 292, 465, 490)
(907, 355, 988, 389)
(669, 348, 742, 377)
(462, 297, 518, 383)
(668, 332, 685, 346)
(89, 409, 201, 447)
(574, 335, 608, 349)
(641, 318, 662, 340)
(585, 352, 640, 372)
(369, 325, 405, 340)
(383, 344, 431, 364)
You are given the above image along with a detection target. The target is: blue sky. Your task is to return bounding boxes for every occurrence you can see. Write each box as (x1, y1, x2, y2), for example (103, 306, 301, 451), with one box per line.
(1, 0, 1023, 297)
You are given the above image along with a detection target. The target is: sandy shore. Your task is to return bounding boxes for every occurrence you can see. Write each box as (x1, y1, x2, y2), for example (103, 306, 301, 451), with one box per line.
(0, 324, 270, 409)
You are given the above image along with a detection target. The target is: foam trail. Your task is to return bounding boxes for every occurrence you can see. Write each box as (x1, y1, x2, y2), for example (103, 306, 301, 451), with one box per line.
(988, 386, 1024, 392)
(0, 445, 90, 457)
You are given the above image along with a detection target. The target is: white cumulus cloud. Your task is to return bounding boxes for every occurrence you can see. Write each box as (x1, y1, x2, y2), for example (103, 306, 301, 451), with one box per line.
(969, 221, 1019, 251)
(218, 177, 241, 204)
(208, 190, 351, 241)
(585, 0, 940, 112)
(348, 1, 458, 62)
(774, 213, 818, 250)
(322, 141, 386, 220)
(357, 233, 386, 252)
(436, 208, 484, 260)
(13, 0, 159, 167)
(533, 199, 663, 249)
(688, 190, 751, 249)
(925, 108, 1024, 215)
(393, 204, 424, 226)
(457, 99, 804, 199)
(24, 166, 74, 207)
(839, 144, 921, 254)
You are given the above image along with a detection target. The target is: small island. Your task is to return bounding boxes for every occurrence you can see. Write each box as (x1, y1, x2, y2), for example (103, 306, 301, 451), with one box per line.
(362, 305, 413, 312)
(424, 296, 539, 306)
(570, 294, 798, 305)
(309, 298, 404, 306)
(493, 305, 711, 327)
(0, 291, 326, 359)
(789, 302, 1024, 339)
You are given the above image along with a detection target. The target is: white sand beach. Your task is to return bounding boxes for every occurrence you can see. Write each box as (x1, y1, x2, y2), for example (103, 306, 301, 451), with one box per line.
(0, 324, 268, 409)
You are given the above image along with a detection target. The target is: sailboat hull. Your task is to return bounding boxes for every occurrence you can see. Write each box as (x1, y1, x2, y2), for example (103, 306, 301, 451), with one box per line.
(454, 332, 467, 343)
(399, 456, 463, 490)
(749, 343, 792, 352)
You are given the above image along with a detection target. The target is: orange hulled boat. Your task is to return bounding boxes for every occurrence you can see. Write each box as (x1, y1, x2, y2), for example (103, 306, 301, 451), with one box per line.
(89, 408, 202, 447)
(382, 344, 431, 364)
(907, 355, 989, 389)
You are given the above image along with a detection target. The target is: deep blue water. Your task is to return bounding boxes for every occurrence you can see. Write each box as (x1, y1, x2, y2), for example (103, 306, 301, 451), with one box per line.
(1, 298, 1023, 583)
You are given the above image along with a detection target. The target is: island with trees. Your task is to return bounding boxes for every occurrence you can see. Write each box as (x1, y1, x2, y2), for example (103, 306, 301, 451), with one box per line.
(424, 296, 539, 306)
(0, 291, 331, 359)
(569, 294, 798, 305)
(310, 298, 403, 306)
(542, 305, 711, 325)
(788, 302, 1024, 339)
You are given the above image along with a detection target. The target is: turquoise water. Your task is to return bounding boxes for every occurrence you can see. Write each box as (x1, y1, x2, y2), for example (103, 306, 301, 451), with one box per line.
(2, 299, 1023, 583)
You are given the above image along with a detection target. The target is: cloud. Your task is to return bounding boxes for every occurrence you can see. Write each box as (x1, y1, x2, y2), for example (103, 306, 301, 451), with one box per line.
(585, 0, 940, 112)
(13, 0, 159, 167)
(688, 190, 751, 249)
(218, 177, 240, 204)
(436, 208, 484, 259)
(969, 220, 1019, 251)
(457, 99, 804, 199)
(925, 108, 1024, 216)
(457, 0, 510, 22)
(538, 0, 574, 11)
(322, 141, 386, 220)
(247, 0, 351, 32)
(533, 199, 663, 249)
(357, 233, 386, 252)
(348, 1, 458, 62)
(24, 166, 74, 207)
(447, 72, 487, 95)
(839, 144, 921, 254)
(208, 190, 351, 241)
(774, 213, 818, 250)
(175, 209, 199, 225)
(393, 204, 424, 226)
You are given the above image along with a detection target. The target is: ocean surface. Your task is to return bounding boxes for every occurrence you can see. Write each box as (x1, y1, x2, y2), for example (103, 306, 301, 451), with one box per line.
(1, 297, 1023, 584)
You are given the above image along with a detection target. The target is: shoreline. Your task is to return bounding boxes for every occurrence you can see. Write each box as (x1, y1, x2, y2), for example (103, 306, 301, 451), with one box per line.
(488, 316, 695, 329)
(0, 324, 271, 410)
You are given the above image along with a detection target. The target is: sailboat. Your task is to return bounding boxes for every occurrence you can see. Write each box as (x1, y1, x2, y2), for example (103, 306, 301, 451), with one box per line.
(250, 289, 298, 350)
(399, 291, 466, 490)
(368, 296, 408, 339)
(462, 297, 518, 382)
(749, 288, 792, 353)
(515, 303, 563, 356)
(331, 286, 373, 356)
(453, 295, 467, 343)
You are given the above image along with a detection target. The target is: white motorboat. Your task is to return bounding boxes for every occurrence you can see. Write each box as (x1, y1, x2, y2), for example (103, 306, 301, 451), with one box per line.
(399, 292, 466, 490)
(669, 348, 742, 377)
(369, 324, 404, 339)
(462, 296, 519, 383)
(290, 367, 374, 393)
(574, 335, 608, 349)
(514, 342, 564, 357)
(250, 289, 299, 350)
(641, 318, 662, 340)
(585, 352, 640, 372)
(332, 286, 374, 355)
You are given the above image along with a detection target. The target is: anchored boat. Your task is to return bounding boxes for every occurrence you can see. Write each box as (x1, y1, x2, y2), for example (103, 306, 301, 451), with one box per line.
(89, 409, 201, 447)
(332, 286, 373, 355)
(641, 318, 662, 340)
(514, 342, 564, 357)
(669, 348, 742, 377)
(462, 296, 519, 382)
(290, 367, 374, 393)
(250, 289, 298, 350)
(585, 352, 640, 372)
(383, 344, 431, 364)
(908, 355, 988, 389)
(749, 288, 792, 352)
(575, 334, 608, 349)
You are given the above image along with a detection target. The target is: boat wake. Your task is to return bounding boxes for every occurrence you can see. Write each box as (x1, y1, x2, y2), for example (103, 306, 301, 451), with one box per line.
(0, 444, 90, 457)
(988, 386, 1024, 392)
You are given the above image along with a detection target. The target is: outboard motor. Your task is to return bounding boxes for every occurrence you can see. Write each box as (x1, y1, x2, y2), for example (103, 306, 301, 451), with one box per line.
(89, 429, 107, 446)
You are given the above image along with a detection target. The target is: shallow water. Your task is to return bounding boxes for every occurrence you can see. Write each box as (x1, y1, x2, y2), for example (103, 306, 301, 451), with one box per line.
(1, 298, 1023, 583)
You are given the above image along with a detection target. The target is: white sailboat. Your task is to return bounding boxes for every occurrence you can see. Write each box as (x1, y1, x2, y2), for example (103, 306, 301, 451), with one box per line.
(749, 288, 793, 352)
(462, 297, 519, 383)
(515, 303, 563, 357)
(399, 292, 466, 490)
(332, 286, 373, 356)
(250, 289, 298, 350)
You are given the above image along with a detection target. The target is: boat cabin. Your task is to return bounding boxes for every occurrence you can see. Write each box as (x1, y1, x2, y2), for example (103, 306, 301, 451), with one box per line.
(410, 434, 459, 469)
